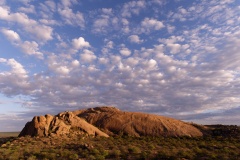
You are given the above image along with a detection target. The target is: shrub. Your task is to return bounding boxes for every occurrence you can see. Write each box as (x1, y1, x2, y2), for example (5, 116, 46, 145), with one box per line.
(128, 145, 141, 154)
(109, 149, 121, 158)
(93, 148, 101, 154)
(69, 153, 79, 160)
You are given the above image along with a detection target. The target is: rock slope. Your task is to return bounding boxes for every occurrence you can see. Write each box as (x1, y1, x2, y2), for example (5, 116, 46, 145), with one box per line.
(19, 107, 203, 137)
(75, 107, 203, 137)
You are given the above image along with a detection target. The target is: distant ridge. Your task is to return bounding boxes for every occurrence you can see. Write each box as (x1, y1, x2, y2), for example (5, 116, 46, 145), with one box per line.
(19, 106, 203, 137)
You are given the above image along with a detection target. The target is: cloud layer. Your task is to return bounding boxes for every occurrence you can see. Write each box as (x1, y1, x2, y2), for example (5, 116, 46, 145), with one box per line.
(0, 0, 240, 131)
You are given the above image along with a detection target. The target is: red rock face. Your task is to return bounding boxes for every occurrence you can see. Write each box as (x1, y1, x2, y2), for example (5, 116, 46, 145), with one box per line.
(19, 107, 203, 137)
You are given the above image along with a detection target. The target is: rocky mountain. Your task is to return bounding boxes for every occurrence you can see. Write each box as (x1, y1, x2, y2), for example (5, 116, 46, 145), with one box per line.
(19, 106, 203, 137)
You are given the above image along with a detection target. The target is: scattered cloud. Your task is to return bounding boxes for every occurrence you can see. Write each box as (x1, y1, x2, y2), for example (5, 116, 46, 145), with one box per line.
(0, 6, 53, 42)
(1, 28, 21, 42)
(0, 58, 29, 97)
(128, 35, 143, 44)
(20, 41, 43, 59)
(58, 7, 85, 28)
(72, 37, 91, 50)
(121, 0, 146, 17)
(1, 28, 43, 59)
(6, 59, 28, 77)
(119, 47, 131, 56)
(80, 49, 97, 63)
(18, 4, 35, 13)
(93, 17, 109, 33)
(140, 17, 165, 33)
(1, 0, 240, 131)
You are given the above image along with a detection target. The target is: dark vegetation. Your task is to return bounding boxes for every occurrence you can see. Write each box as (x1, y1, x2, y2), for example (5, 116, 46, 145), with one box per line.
(0, 125, 240, 160)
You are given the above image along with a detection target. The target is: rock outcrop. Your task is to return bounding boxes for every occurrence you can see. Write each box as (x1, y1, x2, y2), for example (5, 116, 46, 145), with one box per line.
(19, 106, 203, 137)
(75, 107, 203, 137)
(19, 111, 109, 137)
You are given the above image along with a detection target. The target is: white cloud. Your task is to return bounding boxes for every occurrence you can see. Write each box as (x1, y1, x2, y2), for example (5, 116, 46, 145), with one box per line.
(1, 29, 21, 42)
(20, 41, 43, 59)
(110, 55, 121, 64)
(72, 37, 90, 50)
(167, 43, 181, 54)
(93, 18, 109, 33)
(39, 19, 58, 25)
(61, 0, 73, 8)
(18, 5, 35, 13)
(122, 18, 129, 25)
(121, 1, 146, 17)
(143, 59, 158, 70)
(0, 59, 29, 96)
(99, 58, 109, 65)
(58, 7, 85, 28)
(0, 58, 7, 63)
(159, 36, 184, 44)
(1, 28, 43, 59)
(151, 0, 165, 5)
(167, 25, 175, 33)
(101, 41, 114, 54)
(141, 18, 165, 33)
(6, 59, 28, 77)
(71, 60, 80, 67)
(45, 1, 56, 12)
(158, 36, 190, 54)
(120, 47, 131, 56)
(105, 41, 114, 49)
(26, 25, 53, 41)
(102, 8, 112, 15)
(39, 2, 55, 18)
(56, 66, 70, 75)
(121, 18, 130, 33)
(92, 8, 117, 33)
(125, 57, 139, 66)
(0, 6, 10, 19)
(0, 6, 53, 42)
(128, 35, 143, 44)
(46, 54, 75, 76)
(80, 49, 96, 63)
(18, 0, 32, 4)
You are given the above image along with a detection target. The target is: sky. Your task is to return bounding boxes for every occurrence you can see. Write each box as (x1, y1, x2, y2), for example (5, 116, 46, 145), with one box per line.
(0, 0, 240, 131)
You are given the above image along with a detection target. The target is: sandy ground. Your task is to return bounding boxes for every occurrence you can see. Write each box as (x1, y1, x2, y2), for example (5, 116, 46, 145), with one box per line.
(0, 132, 19, 138)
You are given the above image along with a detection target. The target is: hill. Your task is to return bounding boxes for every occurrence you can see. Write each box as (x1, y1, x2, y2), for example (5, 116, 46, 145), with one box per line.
(19, 106, 202, 137)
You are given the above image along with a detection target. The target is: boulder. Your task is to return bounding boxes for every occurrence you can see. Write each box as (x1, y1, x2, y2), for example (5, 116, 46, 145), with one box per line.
(19, 111, 109, 137)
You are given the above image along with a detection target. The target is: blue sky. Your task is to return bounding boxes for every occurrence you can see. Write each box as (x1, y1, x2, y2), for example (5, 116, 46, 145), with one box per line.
(0, 0, 240, 131)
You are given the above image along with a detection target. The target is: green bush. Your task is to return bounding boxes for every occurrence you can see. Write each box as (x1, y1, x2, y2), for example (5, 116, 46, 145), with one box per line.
(27, 155, 37, 160)
(128, 145, 141, 154)
(109, 149, 121, 158)
(69, 153, 79, 160)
